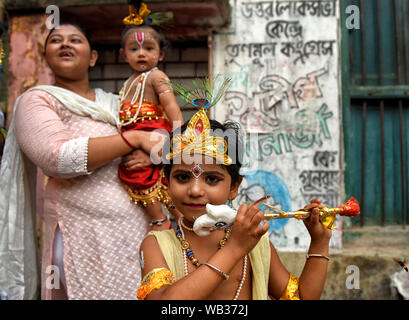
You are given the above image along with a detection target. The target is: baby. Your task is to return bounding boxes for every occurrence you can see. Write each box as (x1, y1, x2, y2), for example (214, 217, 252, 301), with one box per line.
(118, 11, 183, 230)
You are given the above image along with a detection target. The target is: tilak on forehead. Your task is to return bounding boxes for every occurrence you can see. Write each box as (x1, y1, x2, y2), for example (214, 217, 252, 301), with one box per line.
(135, 31, 144, 46)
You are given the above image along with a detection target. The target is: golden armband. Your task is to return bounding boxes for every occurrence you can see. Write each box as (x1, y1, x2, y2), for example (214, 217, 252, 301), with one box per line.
(279, 273, 300, 300)
(137, 268, 176, 300)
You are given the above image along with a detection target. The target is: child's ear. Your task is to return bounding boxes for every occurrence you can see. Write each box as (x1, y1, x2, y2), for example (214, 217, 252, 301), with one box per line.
(119, 48, 128, 62)
(159, 50, 166, 62)
(89, 50, 98, 68)
(228, 176, 243, 201)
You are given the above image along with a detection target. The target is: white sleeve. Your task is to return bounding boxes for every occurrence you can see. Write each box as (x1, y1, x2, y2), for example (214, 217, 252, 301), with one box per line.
(57, 137, 92, 178)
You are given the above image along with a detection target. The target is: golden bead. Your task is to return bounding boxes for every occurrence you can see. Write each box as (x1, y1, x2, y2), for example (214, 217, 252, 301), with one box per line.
(181, 241, 190, 250)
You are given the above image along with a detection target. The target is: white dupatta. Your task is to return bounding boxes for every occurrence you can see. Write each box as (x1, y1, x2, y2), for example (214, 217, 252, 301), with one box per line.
(0, 85, 119, 300)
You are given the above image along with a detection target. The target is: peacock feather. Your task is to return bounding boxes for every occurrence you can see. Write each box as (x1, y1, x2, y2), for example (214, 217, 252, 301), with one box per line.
(171, 75, 232, 109)
(145, 12, 174, 26)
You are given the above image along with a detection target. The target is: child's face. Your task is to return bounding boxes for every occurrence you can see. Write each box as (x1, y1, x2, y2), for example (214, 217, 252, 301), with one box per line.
(122, 27, 164, 73)
(168, 155, 240, 222)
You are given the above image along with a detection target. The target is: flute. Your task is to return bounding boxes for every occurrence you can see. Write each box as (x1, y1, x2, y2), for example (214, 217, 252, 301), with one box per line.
(193, 197, 360, 236)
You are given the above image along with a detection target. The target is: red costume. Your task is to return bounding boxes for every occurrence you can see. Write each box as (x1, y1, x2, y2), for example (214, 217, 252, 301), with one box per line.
(119, 100, 172, 206)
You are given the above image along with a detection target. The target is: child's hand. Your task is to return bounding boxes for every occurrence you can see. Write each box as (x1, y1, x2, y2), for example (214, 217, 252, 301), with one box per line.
(122, 149, 152, 169)
(227, 203, 270, 256)
(302, 198, 332, 243)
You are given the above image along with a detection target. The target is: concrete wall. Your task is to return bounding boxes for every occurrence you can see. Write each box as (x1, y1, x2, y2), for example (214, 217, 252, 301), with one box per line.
(280, 226, 409, 299)
(211, 0, 344, 252)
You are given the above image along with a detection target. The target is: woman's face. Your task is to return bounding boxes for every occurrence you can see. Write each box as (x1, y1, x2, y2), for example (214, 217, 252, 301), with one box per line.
(44, 24, 98, 81)
(168, 155, 240, 223)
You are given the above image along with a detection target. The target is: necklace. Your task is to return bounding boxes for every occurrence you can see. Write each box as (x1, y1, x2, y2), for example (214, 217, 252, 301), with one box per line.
(119, 67, 158, 127)
(176, 218, 247, 300)
(180, 218, 194, 231)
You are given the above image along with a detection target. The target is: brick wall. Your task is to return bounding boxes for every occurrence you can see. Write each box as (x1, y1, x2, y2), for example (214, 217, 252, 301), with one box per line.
(89, 41, 209, 122)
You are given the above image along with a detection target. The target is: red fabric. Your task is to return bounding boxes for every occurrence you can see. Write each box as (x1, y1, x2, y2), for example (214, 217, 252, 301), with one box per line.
(119, 103, 172, 191)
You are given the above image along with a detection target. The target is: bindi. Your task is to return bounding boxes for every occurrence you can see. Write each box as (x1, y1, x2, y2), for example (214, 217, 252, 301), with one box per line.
(190, 164, 204, 183)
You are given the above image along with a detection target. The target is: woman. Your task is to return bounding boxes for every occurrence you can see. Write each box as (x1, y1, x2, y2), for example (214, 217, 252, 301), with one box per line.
(0, 23, 168, 300)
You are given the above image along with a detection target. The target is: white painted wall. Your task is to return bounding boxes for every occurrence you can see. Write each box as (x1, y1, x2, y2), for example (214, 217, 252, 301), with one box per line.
(211, 0, 343, 251)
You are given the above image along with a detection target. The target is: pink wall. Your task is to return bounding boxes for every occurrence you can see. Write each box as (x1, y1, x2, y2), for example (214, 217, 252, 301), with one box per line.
(7, 14, 53, 126)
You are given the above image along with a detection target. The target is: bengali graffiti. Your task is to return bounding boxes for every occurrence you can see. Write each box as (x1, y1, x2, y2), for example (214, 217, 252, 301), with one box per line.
(225, 42, 277, 59)
(243, 102, 334, 156)
(240, 0, 337, 19)
(313, 150, 337, 168)
(299, 169, 340, 208)
(225, 40, 336, 65)
(265, 20, 303, 39)
(259, 67, 328, 109)
(299, 170, 339, 193)
(301, 191, 340, 208)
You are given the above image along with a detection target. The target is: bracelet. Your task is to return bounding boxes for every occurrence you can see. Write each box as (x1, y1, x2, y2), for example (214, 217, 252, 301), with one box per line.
(203, 263, 229, 280)
(120, 131, 137, 149)
(137, 268, 176, 300)
(306, 253, 330, 261)
(149, 217, 168, 226)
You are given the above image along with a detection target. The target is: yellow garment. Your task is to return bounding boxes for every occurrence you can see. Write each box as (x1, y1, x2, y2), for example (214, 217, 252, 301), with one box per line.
(147, 230, 271, 300)
(279, 273, 300, 300)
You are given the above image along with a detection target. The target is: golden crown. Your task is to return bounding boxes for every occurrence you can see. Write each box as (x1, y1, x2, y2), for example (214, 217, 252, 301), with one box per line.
(166, 76, 232, 165)
(123, 2, 151, 25)
(122, 1, 173, 26)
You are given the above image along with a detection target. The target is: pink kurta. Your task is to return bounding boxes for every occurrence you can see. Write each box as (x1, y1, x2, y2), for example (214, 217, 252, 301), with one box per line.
(14, 90, 149, 299)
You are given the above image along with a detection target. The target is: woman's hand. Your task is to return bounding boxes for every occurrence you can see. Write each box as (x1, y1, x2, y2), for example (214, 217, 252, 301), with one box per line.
(302, 198, 332, 243)
(122, 149, 152, 169)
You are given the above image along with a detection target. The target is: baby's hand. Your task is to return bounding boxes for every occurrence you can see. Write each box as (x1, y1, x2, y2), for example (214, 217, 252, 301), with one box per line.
(227, 203, 269, 256)
(302, 198, 332, 243)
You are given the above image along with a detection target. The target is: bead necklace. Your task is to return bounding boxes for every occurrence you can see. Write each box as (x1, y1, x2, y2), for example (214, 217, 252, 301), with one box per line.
(119, 67, 157, 127)
(176, 218, 247, 300)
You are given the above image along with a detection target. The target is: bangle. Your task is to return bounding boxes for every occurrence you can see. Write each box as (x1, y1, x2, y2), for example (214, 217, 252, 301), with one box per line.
(120, 131, 137, 149)
(203, 263, 229, 280)
(137, 268, 176, 300)
(149, 217, 168, 226)
(306, 253, 330, 261)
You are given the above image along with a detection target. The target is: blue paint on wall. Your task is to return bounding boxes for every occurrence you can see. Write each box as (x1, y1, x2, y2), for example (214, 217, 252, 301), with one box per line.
(242, 170, 291, 232)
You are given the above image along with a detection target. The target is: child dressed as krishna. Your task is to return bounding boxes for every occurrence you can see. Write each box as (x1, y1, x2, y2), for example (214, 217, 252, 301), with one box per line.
(135, 75, 354, 300)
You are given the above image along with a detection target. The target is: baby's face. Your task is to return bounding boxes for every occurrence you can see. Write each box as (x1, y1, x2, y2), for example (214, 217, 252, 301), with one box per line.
(123, 27, 163, 73)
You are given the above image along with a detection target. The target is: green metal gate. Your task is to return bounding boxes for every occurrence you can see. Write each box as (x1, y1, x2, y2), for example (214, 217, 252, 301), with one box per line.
(342, 0, 409, 227)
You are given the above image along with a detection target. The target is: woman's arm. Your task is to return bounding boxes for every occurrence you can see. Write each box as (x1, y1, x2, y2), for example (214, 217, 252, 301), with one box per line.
(87, 129, 162, 171)
(14, 91, 162, 176)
